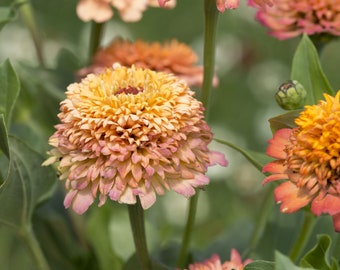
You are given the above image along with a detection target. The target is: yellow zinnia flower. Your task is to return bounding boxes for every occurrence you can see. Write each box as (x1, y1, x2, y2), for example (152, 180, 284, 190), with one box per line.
(44, 65, 227, 214)
(263, 91, 340, 231)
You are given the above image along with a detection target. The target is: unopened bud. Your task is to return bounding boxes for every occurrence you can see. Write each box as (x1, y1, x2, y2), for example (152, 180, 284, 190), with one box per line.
(275, 80, 307, 110)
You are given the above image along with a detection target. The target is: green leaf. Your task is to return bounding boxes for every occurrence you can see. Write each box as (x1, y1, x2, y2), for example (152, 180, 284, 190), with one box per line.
(300, 235, 339, 270)
(0, 6, 16, 31)
(0, 114, 9, 158)
(0, 136, 57, 230)
(86, 205, 123, 270)
(268, 110, 301, 133)
(291, 34, 334, 105)
(276, 251, 315, 270)
(214, 138, 271, 172)
(244, 260, 275, 270)
(0, 59, 20, 127)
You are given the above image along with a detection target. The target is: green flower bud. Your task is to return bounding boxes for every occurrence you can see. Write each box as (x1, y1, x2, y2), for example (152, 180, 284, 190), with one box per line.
(275, 80, 307, 110)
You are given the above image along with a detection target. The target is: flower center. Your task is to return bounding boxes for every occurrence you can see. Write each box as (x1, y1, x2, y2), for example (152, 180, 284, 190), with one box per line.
(115, 86, 144, 95)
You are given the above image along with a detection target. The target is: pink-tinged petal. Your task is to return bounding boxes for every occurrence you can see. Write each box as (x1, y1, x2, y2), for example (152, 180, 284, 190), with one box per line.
(266, 128, 292, 159)
(139, 190, 157, 209)
(262, 160, 286, 174)
(118, 188, 136, 205)
(208, 151, 228, 166)
(158, 0, 170, 7)
(263, 173, 289, 184)
(311, 193, 340, 216)
(64, 188, 95, 215)
(274, 182, 311, 213)
(216, 0, 240, 12)
(229, 249, 242, 264)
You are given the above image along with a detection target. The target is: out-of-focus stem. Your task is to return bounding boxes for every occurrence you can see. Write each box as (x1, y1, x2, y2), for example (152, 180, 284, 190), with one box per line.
(88, 22, 104, 62)
(16, 0, 45, 67)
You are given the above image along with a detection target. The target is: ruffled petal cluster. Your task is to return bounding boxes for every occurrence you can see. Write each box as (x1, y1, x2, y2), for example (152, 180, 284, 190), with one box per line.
(44, 65, 227, 214)
(263, 91, 340, 231)
(248, 0, 340, 40)
(185, 249, 252, 270)
(78, 38, 218, 87)
(76, 0, 176, 23)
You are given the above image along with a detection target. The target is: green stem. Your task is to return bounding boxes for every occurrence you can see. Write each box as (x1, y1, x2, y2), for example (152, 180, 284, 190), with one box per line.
(176, 190, 200, 268)
(289, 211, 316, 262)
(243, 186, 274, 258)
(88, 22, 104, 62)
(200, 0, 219, 109)
(20, 225, 51, 270)
(331, 233, 340, 260)
(15, 0, 45, 67)
(128, 199, 153, 270)
(176, 2, 219, 268)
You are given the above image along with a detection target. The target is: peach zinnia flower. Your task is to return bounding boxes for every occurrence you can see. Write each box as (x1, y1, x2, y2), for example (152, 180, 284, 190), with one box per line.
(43, 65, 227, 214)
(78, 38, 218, 87)
(185, 249, 252, 270)
(248, 0, 340, 40)
(76, 0, 175, 23)
(263, 91, 340, 231)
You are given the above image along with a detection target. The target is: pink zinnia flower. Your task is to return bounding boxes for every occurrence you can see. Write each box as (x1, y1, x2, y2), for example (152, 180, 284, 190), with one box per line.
(263, 91, 340, 231)
(248, 0, 340, 40)
(43, 65, 227, 214)
(185, 249, 252, 270)
(78, 38, 218, 88)
(76, 0, 175, 23)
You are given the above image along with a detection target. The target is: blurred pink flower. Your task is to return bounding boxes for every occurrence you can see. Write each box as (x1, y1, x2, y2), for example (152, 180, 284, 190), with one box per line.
(185, 249, 252, 270)
(78, 38, 219, 88)
(216, 0, 240, 12)
(76, 0, 175, 23)
(263, 91, 340, 231)
(249, 0, 340, 40)
(43, 65, 227, 214)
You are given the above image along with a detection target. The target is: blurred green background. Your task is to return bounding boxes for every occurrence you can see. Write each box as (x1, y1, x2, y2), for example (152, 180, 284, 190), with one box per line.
(1, 0, 340, 269)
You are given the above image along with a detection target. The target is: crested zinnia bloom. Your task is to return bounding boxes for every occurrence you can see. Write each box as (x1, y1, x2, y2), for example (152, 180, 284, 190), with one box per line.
(78, 38, 218, 87)
(76, 0, 175, 23)
(248, 0, 340, 40)
(185, 249, 252, 270)
(263, 91, 340, 231)
(43, 64, 227, 214)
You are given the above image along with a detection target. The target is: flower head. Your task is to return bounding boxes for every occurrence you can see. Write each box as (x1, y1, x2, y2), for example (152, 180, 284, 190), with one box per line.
(185, 249, 252, 270)
(78, 38, 218, 87)
(43, 65, 227, 214)
(76, 0, 175, 23)
(263, 91, 340, 231)
(248, 0, 340, 40)
(216, 0, 240, 12)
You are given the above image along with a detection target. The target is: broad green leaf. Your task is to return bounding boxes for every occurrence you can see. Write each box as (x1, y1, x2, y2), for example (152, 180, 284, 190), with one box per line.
(276, 251, 315, 270)
(87, 205, 123, 270)
(0, 6, 16, 31)
(0, 59, 20, 127)
(0, 136, 57, 230)
(268, 110, 301, 133)
(214, 138, 271, 172)
(0, 114, 9, 158)
(244, 260, 275, 270)
(300, 235, 339, 270)
(291, 34, 334, 105)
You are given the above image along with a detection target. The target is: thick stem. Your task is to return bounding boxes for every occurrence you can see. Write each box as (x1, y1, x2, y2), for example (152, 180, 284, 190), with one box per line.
(176, 190, 200, 268)
(88, 22, 104, 62)
(289, 211, 316, 262)
(16, 0, 45, 67)
(21, 225, 51, 270)
(128, 199, 153, 270)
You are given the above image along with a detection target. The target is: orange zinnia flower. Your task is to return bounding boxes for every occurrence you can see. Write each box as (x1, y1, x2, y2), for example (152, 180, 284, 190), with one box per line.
(78, 38, 218, 87)
(263, 91, 340, 231)
(185, 249, 252, 270)
(248, 0, 340, 40)
(43, 65, 227, 214)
